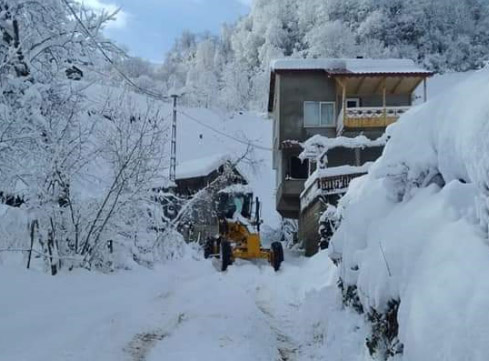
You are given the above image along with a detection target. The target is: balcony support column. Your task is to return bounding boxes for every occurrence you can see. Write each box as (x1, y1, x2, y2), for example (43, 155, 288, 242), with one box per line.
(335, 77, 347, 135)
(382, 77, 387, 126)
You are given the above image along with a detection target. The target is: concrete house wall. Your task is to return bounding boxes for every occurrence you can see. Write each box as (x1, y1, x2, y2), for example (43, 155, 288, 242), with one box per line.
(274, 72, 413, 190)
(273, 71, 409, 219)
(278, 71, 337, 143)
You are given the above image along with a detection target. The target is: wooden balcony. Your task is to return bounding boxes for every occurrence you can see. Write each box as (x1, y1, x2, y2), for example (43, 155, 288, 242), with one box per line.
(343, 106, 410, 128)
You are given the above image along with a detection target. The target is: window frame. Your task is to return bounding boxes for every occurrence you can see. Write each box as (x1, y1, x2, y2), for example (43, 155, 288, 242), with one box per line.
(303, 101, 336, 128)
(346, 98, 360, 108)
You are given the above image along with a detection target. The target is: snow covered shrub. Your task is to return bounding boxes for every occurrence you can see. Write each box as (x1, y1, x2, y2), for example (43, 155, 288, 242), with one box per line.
(337, 278, 363, 315)
(155, 229, 188, 262)
(318, 204, 339, 250)
(366, 299, 403, 360)
(280, 218, 299, 248)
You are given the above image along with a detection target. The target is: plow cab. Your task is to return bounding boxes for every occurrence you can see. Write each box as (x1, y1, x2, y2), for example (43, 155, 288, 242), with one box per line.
(204, 185, 284, 272)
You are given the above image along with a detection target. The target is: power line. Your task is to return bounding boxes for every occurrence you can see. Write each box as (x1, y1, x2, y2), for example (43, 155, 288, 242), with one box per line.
(179, 110, 273, 152)
(61, 0, 170, 102)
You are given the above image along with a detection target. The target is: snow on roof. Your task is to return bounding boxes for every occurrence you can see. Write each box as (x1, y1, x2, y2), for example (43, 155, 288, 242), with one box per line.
(300, 134, 388, 161)
(175, 153, 232, 180)
(218, 183, 252, 194)
(270, 58, 433, 75)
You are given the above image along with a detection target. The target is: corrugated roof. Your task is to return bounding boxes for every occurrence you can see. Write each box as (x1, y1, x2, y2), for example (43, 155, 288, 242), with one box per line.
(270, 58, 433, 75)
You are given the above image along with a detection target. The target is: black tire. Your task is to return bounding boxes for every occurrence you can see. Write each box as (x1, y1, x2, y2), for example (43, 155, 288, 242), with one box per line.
(220, 240, 232, 271)
(203, 239, 214, 259)
(319, 239, 329, 250)
(270, 241, 284, 271)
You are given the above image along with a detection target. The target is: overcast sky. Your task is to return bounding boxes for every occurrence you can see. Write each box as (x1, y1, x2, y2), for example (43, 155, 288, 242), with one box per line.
(80, 0, 251, 62)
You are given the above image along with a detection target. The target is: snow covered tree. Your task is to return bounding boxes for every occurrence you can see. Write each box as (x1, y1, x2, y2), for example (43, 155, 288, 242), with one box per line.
(158, 0, 489, 111)
(0, 0, 173, 273)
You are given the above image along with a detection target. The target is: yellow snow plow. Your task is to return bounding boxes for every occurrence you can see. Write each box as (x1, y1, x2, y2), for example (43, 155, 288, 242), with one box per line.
(203, 186, 284, 271)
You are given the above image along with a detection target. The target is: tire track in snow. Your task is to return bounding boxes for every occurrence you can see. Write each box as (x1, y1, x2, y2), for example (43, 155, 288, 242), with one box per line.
(255, 286, 301, 361)
(124, 330, 168, 361)
(124, 309, 186, 361)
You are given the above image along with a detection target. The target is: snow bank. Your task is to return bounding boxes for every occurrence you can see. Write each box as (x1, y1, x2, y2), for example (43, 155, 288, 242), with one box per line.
(330, 67, 489, 360)
(374, 67, 489, 204)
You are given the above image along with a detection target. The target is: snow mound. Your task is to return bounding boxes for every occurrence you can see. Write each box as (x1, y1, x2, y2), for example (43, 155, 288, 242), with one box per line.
(374, 67, 489, 203)
(330, 67, 489, 361)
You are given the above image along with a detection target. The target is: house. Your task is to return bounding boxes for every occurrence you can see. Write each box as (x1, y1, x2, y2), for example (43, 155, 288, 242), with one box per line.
(268, 58, 433, 255)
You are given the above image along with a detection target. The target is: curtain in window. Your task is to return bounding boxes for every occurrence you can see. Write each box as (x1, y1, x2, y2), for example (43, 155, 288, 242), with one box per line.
(304, 101, 320, 127)
(320, 103, 335, 125)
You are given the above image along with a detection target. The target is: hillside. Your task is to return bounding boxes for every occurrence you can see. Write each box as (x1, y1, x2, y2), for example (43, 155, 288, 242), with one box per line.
(153, 0, 489, 110)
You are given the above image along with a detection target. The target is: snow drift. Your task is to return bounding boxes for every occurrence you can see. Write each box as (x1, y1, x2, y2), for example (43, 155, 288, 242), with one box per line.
(330, 68, 489, 360)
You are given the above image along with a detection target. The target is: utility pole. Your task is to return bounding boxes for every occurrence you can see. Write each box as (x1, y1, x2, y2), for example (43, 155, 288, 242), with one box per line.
(169, 94, 178, 184)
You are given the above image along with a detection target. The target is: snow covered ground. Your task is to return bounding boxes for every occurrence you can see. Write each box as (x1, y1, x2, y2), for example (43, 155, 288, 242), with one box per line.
(1, 249, 369, 361)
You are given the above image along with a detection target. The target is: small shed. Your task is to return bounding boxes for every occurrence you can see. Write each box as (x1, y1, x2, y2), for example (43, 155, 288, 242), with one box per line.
(173, 154, 249, 242)
(174, 154, 247, 197)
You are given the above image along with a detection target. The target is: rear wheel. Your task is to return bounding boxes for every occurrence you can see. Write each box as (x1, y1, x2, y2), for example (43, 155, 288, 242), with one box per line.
(220, 240, 232, 271)
(203, 238, 216, 259)
(270, 241, 284, 271)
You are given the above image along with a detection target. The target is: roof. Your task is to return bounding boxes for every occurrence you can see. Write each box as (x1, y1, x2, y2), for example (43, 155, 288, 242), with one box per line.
(270, 58, 433, 76)
(268, 58, 434, 112)
(175, 153, 231, 180)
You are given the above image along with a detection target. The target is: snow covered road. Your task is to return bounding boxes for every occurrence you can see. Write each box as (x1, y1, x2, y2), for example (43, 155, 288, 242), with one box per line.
(1, 249, 368, 361)
(2, 244, 377, 361)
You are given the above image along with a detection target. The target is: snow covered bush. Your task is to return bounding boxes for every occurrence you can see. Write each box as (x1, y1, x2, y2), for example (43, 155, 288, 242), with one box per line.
(329, 68, 489, 360)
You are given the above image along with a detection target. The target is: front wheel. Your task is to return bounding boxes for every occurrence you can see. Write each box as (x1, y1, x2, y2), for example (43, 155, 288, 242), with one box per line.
(220, 240, 232, 271)
(270, 241, 284, 271)
(203, 239, 213, 259)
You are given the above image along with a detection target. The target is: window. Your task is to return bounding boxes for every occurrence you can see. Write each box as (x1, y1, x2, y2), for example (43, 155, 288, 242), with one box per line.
(304, 101, 335, 127)
(289, 156, 309, 179)
(346, 98, 360, 108)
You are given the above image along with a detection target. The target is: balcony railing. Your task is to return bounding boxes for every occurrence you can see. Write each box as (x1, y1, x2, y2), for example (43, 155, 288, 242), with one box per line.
(319, 173, 366, 193)
(300, 171, 367, 211)
(343, 106, 410, 128)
